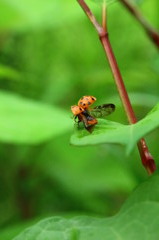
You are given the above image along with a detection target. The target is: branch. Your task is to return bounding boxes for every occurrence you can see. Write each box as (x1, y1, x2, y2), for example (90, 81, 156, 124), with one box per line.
(102, 1, 107, 32)
(119, 0, 159, 49)
(77, 0, 156, 174)
(77, 0, 104, 36)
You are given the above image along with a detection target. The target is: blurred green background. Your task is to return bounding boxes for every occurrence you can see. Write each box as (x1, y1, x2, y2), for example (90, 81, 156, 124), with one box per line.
(0, 0, 159, 238)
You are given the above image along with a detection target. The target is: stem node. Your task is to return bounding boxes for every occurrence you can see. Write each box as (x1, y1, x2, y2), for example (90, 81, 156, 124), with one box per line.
(99, 31, 108, 39)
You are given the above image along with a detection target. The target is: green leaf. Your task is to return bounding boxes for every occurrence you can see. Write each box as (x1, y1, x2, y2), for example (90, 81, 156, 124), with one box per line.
(0, 91, 71, 144)
(0, 0, 82, 31)
(0, 0, 22, 30)
(70, 102, 159, 154)
(0, 218, 40, 240)
(0, 64, 20, 80)
(13, 172, 159, 240)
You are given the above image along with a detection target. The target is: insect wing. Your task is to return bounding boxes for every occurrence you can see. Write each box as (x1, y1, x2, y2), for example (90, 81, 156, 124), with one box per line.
(80, 110, 98, 133)
(90, 104, 115, 118)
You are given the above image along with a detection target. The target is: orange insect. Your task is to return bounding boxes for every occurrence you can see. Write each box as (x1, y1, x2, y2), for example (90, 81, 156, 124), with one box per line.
(71, 105, 97, 133)
(71, 96, 115, 133)
(78, 96, 96, 109)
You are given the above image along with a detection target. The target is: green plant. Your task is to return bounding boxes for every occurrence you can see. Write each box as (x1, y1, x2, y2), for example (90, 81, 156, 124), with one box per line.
(76, 0, 157, 174)
(12, 173, 159, 240)
(0, 0, 159, 239)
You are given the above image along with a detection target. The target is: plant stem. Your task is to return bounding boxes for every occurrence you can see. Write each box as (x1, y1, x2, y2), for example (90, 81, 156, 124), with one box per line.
(119, 0, 159, 49)
(137, 139, 156, 175)
(77, 0, 156, 174)
(99, 35, 137, 124)
(102, 1, 107, 32)
(77, 0, 104, 35)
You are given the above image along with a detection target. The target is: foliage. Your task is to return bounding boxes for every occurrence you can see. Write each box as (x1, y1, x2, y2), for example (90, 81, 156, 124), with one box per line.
(71, 102, 159, 154)
(14, 172, 159, 240)
(0, 0, 158, 239)
(0, 91, 71, 144)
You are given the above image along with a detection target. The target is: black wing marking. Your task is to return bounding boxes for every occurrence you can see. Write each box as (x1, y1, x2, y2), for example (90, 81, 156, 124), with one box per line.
(90, 104, 115, 118)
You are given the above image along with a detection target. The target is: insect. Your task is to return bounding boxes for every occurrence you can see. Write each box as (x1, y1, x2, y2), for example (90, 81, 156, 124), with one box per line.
(71, 105, 98, 132)
(78, 96, 96, 109)
(71, 96, 115, 133)
(89, 103, 115, 118)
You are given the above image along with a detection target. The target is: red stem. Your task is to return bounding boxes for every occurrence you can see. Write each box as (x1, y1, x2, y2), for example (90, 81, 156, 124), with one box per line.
(138, 139, 156, 175)
(77, 0, 104, 35)
(77, 0, 156, 174)
(100, 35, 156, 175)
(100, 35, 137, 124)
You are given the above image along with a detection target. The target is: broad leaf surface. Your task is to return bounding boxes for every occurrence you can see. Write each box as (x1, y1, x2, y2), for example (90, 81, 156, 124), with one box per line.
(13, 173, 159, 240)
(0, 91, 71, 144)
(0, 0, 82, 31)
(70, 102, 159, 153)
